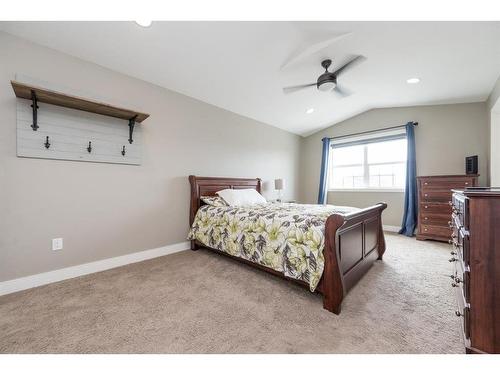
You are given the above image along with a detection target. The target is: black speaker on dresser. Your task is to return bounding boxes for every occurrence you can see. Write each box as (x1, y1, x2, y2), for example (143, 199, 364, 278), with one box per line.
(466, 155, 478, 175)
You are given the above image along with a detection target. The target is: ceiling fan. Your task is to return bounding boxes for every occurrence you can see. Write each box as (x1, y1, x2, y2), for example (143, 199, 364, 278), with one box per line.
(282, 55, 366, 97)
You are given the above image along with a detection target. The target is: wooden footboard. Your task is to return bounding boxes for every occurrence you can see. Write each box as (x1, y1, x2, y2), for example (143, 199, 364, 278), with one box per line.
(318, 202, 387, 314)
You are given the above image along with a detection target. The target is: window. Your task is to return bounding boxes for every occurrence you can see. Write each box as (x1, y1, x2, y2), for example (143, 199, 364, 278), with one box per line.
(328, 131, 407, 191)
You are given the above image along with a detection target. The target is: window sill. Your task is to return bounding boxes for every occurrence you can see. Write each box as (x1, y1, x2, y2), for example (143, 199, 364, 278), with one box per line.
(328, 188, 405, 193)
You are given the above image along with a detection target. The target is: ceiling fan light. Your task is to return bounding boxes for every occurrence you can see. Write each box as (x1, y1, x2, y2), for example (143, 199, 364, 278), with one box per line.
(318, 82, 336, 92)
(135, 20, 152, 28)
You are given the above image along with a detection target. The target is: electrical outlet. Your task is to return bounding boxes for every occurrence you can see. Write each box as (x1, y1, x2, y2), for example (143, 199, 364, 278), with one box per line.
(52, 238, 63, 251)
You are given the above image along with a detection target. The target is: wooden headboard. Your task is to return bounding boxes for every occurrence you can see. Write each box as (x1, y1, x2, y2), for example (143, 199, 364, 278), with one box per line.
(188, 175, 261, 226)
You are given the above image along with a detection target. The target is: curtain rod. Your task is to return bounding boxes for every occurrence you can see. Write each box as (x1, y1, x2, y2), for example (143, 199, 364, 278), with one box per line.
(323, 121, 418, 141)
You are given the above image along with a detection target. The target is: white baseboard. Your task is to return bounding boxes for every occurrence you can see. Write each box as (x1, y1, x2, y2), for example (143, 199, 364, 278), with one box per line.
(383, 225, 400, 233)
(0, 241, 190, 297)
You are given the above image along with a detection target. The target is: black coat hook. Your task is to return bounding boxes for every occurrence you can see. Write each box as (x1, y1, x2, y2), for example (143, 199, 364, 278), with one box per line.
(31, 90, 39, 131)
(87, 141, 92, 153)
(44, 136, 50, 149)
(121, 145, 126, 156)
(128, 116, 137, 144)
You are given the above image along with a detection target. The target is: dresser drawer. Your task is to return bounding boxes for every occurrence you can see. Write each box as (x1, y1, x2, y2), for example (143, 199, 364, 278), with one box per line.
(451, 223, 470, 264)
(420, 190, 452, 202)
(419, 224, 452, 238)
(460, 229, 470, 266)
(420, 177, 475, 190)
(453, 254, 470, 303)
(452, 193, 469, 230)
(454, 284, 471, 342)
(451, 224, 471, 345)
(451, 212, 461, 230)
(420, 202, 451, 214)
(420, 213, 450, 226)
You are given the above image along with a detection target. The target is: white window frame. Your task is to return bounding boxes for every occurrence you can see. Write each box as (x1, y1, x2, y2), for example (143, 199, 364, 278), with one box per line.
(327, 129, 407, 193)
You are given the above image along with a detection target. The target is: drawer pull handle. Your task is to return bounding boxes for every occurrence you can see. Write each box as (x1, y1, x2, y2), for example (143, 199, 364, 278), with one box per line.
(424, 194, 428, 197)
(449, 257, 457, 262)
(424, 182, 428, 185)
(465, 182, 469, 185)
(424, 206, 428, 209)
(424, 228, 428, 231)
(424, 217, 428, 220)
(455, 310, 463, 317)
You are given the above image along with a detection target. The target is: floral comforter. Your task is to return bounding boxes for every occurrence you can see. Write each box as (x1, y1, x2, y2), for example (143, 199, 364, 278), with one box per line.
(187, 202, 357, 291)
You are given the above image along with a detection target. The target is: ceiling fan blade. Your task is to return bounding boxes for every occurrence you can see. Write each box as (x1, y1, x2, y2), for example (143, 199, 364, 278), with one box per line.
(282, 83, 316, 94)
(332, 85, 352, 98)
(332, 55, 366, 77)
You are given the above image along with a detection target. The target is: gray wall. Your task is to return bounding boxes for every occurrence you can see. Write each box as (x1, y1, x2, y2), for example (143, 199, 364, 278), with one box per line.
(0, 32, 301, 281)
(300, 103, 489, 226)
(488, 75, 500, 185)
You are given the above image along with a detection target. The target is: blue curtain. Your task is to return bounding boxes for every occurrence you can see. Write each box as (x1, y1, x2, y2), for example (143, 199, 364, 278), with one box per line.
(317, 137, 331, 204)
(399, 122, 418, 236)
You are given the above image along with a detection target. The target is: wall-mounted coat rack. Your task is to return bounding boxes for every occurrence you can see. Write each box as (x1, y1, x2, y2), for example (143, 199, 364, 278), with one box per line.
(12, 80, 149, 131)
(11, 80, 150, 165)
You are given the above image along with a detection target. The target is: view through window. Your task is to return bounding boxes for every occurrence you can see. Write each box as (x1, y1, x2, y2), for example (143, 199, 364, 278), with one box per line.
(329, 137, 407, 190)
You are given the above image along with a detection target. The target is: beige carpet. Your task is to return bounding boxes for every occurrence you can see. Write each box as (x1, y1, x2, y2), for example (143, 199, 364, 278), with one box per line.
(0, 233, 464, 353)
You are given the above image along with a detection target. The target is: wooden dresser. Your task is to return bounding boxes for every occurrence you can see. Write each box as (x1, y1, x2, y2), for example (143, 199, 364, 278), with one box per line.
(450, 188, 500, 354)
(416, 175, 478, 242)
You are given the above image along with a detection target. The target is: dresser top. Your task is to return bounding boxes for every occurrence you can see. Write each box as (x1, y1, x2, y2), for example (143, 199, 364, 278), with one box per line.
(417, 174, 479, 179)
(452, 187, 500, 197)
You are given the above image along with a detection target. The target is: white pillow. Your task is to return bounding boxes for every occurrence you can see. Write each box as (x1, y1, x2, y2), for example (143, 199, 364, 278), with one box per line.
(216, 189, 267, 207)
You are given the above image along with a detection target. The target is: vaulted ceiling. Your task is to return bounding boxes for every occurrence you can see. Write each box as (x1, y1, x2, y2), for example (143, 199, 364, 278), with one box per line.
(1, 21, 500, 136)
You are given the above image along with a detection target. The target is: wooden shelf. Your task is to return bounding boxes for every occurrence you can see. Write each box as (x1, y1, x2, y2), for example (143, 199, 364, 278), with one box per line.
(11, 80, 149, 123)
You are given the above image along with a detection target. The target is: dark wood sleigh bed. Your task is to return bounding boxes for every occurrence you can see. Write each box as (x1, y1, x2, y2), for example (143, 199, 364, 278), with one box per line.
(189, 175, 387, 315)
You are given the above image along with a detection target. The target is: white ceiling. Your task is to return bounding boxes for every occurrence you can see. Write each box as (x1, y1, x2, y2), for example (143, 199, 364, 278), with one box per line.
(1, 21, 500, 136)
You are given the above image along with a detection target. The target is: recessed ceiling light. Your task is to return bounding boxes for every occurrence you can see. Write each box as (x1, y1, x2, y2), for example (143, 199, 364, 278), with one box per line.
(407, 78, 420, 84)
(306, 108, 314, 114)
(135, 20, 152, 28)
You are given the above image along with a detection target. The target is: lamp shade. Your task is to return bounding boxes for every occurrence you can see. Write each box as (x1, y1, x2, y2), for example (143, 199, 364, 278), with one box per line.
(274, 178, 284, 190)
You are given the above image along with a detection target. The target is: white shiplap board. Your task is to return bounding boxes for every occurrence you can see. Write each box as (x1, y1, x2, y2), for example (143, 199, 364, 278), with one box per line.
(16, 98, 142, 165)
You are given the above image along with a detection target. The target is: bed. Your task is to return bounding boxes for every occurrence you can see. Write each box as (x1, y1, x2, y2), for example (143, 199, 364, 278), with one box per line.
(188, 175, 387, 314)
